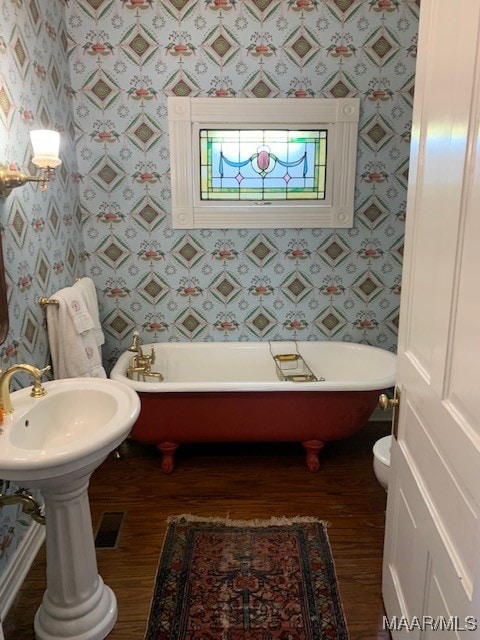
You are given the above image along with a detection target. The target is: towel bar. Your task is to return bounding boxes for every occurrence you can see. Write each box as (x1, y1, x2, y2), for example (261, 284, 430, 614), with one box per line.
(39, 277, 84, 307)
(38, 297, 59, 307)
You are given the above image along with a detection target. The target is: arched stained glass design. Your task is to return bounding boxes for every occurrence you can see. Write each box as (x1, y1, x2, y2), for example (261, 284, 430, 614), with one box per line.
(200, 129, 327, 201)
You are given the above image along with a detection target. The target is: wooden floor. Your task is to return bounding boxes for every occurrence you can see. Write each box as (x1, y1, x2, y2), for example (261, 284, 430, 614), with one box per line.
(4, 422, 392, 640)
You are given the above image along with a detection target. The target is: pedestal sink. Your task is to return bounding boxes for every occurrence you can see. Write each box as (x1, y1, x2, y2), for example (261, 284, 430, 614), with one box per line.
(0, 377, 140, 640)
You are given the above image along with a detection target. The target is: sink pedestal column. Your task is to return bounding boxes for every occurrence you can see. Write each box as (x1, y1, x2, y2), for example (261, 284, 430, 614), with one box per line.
(33, 465, 116, 640)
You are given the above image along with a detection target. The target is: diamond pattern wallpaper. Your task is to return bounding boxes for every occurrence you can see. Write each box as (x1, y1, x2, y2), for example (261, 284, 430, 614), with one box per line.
(0, 0, 84, 574)
(68, 0, 418, 371)
(0, 0, 418, 578)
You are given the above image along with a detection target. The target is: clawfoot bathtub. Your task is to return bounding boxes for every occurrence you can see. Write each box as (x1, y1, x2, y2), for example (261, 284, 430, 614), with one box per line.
(111, 341, 396, 473)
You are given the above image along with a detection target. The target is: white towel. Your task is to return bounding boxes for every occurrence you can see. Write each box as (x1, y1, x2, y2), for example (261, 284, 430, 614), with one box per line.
(46, 286, 106, 379)
(73, 277, 105, 346)
(65, 286, 94, 334)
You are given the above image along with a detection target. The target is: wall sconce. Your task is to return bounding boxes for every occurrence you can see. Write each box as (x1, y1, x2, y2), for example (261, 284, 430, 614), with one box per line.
(0, 130, 62, 199)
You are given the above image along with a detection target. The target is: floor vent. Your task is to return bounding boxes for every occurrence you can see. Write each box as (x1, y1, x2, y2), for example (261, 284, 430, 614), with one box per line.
(95, 511, 125, 549)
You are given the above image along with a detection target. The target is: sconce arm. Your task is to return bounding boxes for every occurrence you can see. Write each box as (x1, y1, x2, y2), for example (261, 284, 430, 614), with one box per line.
(0, 166, 55, 199)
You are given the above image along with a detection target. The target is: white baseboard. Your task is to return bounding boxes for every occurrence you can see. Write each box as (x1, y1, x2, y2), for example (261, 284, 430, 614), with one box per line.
(0, 521, 45, 621)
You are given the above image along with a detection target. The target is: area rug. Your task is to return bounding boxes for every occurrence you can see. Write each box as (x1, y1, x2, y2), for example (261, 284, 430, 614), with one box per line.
(145, 515, 348, 640)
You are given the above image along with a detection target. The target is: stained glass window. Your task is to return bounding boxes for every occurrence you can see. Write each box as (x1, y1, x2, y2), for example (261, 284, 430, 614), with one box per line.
(168, 97, 359, 228)
(199, 129, 327, 201)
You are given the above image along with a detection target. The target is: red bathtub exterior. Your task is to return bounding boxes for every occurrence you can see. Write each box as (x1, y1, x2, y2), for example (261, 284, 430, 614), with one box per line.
(130, 388, 381, 473)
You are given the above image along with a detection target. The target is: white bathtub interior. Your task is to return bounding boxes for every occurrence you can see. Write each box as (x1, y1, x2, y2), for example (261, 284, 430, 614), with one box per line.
(111, 341, 396, 394)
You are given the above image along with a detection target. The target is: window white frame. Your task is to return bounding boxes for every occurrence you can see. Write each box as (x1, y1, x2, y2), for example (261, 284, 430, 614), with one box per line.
(168, 97, 359, 229)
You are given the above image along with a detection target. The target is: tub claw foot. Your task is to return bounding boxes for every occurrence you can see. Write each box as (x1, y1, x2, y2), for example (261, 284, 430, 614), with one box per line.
(302, 440, 325, 473)
(157, 442, 179, 474)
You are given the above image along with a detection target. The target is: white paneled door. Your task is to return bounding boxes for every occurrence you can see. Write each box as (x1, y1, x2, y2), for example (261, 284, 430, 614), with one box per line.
(382, 1, 480, 637)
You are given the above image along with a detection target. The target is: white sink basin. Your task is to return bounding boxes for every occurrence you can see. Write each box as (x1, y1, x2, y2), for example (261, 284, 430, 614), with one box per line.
(0, 376, 140, 640)
(0, 377, 140, 482)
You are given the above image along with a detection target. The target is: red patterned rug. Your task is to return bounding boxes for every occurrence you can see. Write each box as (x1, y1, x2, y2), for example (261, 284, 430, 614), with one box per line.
(145, 516, 348, 640)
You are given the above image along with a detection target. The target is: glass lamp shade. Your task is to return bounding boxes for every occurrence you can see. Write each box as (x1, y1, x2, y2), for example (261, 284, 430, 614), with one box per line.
(30, 130, 62, 169)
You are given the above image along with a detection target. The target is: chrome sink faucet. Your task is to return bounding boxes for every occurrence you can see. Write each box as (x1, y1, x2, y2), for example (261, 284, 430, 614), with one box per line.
(0, 364, 50, 414)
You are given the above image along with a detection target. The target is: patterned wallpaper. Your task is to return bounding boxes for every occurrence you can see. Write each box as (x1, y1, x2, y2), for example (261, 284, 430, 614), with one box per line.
(67, 0, 419, 370)
(0, 0, 418, 580)
(0, 0, 84, 575)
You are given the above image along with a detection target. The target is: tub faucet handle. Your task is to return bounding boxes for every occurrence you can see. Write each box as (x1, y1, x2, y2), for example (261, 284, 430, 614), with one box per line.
(126, 343, 163, 382)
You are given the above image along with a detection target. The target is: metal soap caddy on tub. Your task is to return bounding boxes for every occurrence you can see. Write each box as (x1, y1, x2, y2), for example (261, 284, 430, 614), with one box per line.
(269, 342, 325, 383)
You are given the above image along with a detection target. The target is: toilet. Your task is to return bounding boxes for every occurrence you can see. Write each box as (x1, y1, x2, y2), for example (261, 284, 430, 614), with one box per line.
(373, 435, 392, 491)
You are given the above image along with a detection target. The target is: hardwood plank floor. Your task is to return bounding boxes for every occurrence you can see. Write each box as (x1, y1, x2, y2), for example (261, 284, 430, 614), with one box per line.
(4, 422, 392, 640)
